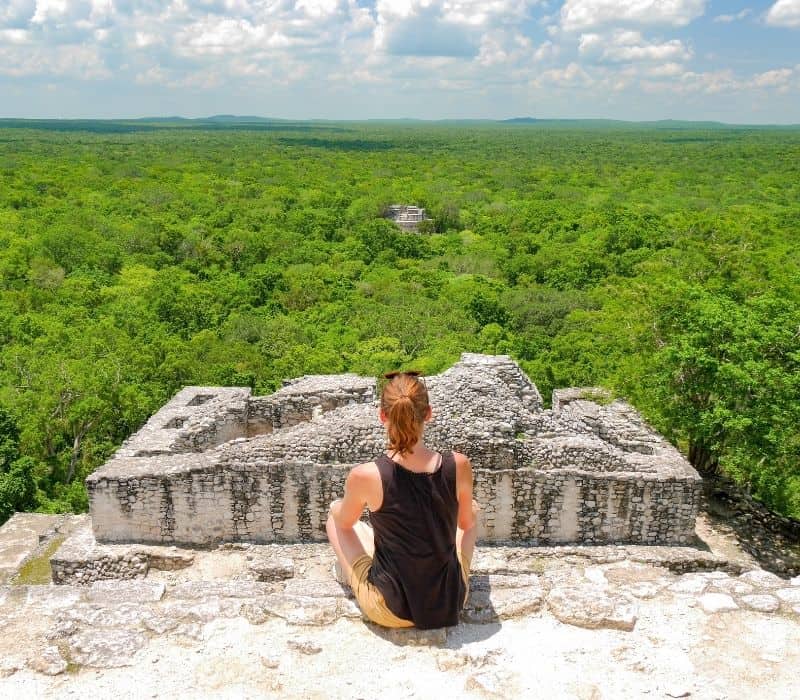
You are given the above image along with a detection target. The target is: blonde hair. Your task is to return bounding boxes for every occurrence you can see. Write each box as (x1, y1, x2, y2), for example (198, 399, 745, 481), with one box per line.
(380, 372, 430, 456)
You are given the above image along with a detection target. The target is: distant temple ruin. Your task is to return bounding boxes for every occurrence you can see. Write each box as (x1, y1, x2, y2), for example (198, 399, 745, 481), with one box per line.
(384, 204, 431, 231)
(85, 354, 701, 549)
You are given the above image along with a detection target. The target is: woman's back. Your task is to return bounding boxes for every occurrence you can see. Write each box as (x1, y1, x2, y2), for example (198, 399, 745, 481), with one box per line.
(367, 450, 467, 629)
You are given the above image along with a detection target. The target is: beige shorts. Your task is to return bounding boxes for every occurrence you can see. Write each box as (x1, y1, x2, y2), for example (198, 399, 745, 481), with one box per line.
(349, 549, 472, 629)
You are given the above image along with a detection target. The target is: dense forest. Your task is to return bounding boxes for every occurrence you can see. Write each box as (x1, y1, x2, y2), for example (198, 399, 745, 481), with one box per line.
(0, 121, 798, 523)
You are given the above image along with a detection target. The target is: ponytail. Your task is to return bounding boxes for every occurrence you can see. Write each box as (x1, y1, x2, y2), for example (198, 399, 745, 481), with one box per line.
(381, 373, 429, 456)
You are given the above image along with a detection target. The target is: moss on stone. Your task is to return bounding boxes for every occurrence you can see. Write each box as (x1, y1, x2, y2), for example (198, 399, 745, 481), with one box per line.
(11, 534, 66, 585)
(578, 388, 615, 406)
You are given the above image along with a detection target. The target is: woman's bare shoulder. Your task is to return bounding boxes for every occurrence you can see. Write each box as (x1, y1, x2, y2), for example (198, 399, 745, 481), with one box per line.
(349, 460, 380, 478)
(452, 452, 473, 470)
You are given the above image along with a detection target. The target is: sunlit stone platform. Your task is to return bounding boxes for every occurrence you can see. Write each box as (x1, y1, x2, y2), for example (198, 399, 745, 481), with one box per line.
(86, 354, 701, 546)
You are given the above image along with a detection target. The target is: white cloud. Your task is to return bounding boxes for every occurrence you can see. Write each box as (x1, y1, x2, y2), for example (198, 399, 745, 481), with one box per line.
(0, 27, 31, 43)
(30, 0, 113, 26)
(0, 42, 110, 78)
(646, 61, 684, 77)
(713, 9, 751, 23)
(532, 61, 591, 88)
(296, 0, 341, 20)
(560, 0, 707, 31)
(750, 67, 794, 88)
(648, 65, 798, 95)
(0, 1, 36, 28)
(765, 0, 800, 27)
(533, 40, 558, 61)
(579, 30, 692, 63)
(133, 31, 159, 48)
(374, 0, 540, 57)
(175, 17, 286, 57)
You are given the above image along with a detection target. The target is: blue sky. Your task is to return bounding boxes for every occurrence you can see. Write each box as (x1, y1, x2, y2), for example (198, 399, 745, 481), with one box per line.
(1, 1, 799, 123)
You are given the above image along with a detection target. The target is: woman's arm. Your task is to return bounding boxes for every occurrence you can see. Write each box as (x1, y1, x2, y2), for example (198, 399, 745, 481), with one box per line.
(330, 462, 381, 529)
(454, 452, 477, 530)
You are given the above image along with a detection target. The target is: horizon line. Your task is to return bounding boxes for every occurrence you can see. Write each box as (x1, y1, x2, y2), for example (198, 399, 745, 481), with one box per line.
(1, 115, 800, 128)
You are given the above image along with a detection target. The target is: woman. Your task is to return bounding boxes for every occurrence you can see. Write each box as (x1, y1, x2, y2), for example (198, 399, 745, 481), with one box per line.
(326, 370, 479, 630)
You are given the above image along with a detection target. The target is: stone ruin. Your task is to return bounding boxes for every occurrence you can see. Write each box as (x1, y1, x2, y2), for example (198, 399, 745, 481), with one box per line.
(384, 204, 430, 231)
(85, 353, 701, 550)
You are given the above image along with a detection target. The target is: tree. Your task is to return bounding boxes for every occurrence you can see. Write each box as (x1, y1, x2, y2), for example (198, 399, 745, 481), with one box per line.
(648, 284, 800, 514)
(0, 457, 38, 522)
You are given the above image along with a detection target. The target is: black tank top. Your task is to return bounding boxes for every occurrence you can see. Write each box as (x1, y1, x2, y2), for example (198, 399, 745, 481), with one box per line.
(366, 450, 467, 629)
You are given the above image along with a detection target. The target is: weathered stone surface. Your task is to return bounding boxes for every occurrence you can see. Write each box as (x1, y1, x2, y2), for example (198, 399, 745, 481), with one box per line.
(67, 628, 147, 667)
(465, 669, 512, 698)
(0, 655, 23, 678)
(143, 615, 181, 634)
(248, 554, 294, 582)
(28, 646, 68, 676)
(436, 647, 501, 672)
(0, 513, 70, 583)
(168, 580, 270, 599)
(377, 626, 448, 646)
(624, 581, 666, 599)
(698, 570, 731, 581)
(287, 638, 321, 655)
(251, 594, 345, 626)
(791, 576, 800, 587)
(22, 585, 84, 612)
(738, 569, 785, 589)
(283, 578, 351, 599)
(147, 547, 194, 571)
(158, 598, 244, 623)
(698, 593, 738, 613)
(87, 579, 165, 603)
(436, 650, 470, 671)
(668, 575, 708, 595)
(709, 578, 754, 596)
(491, 586, 544, 619)
(260, 652, 281, 669)
(174, 622, 204, 641)
(547, 585, 638, 631)
(469, 573, 542, 591)
(464, 574, 544, 621)
(463, 589, 498, 624)
(775, 588, 800, 605)
(241, 602, 271, 625)
(56, 602, 155, 630)
(740, 594, 781, 613)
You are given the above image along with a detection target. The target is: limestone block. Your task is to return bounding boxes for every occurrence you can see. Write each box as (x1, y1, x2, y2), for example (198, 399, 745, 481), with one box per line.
(738, 569, 784, 589)
(248, 554, 295, 582)
(775, 588, 800, 605)
(740, 594, 780, 613)
(698, 593, 738, 613)
(546, 584, 638, 631)
(669, 575, 708, 595)
(67, 628, 148, 667)
(251, 593, 345, 626)
(27, 646, 68, 676)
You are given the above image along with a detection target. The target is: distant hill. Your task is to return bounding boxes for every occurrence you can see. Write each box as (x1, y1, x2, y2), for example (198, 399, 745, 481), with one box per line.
(205, 115, 291, 123)
(500, 117, 800, 129)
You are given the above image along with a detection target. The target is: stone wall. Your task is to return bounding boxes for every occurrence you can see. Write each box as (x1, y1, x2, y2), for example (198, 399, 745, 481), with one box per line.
(50, 518, 150, 584)
(247, 375, 375, 435)
(86, 354, 701, 546)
